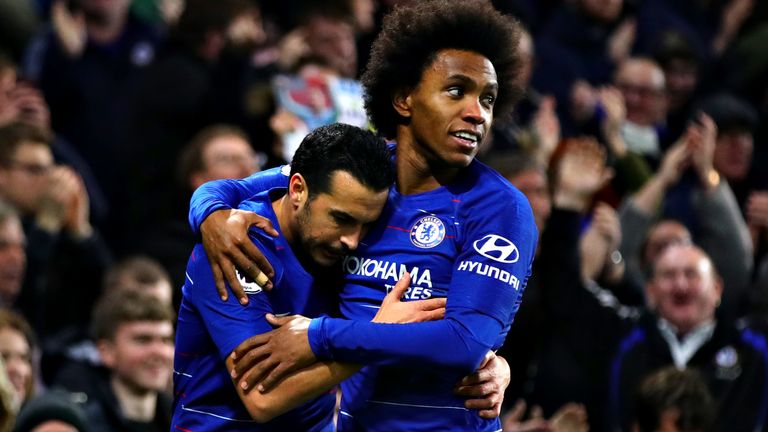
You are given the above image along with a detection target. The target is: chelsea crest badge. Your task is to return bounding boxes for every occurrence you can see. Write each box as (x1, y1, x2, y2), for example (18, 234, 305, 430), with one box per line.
(410, 216, 446, 248)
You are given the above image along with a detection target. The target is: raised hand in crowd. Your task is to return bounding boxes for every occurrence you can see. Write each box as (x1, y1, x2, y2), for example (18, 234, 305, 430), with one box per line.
(277, 28, 310, 71)
(746, 191, 768, 248)
(553, 137, 613, 212)
(35, 165, 78, 234)
(502, 399, 589, 432)
(569, 80, 598, 124)
(35, 166, 91, 239)
(713, 0, 754, 55)
(63, 168, 93, 239)
(657, 138, 691, 189)
(686, 113, 719, 191)
(226, 7, 267, 50)
(51, 0, 87, 58)
(580, 202, 624, 283)
(630, 136, 691, 215)
(549, 403, 589, 432)
(8, 84, 49, 130)
(0, 70, 19, 127)
(599, 86, 628, 157)
(607, 18, 637, 64)
(159, 0, 184, 25)
(0, 82, 50, 130)
(531, 96, 560, 165)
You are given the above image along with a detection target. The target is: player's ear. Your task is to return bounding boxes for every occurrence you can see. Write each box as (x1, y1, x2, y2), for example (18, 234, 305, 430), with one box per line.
(289, 173, 308, 207)
(392, 87, 413, 118)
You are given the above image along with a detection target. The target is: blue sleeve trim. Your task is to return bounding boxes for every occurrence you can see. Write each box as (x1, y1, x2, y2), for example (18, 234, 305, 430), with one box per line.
(608, 326, 646, 429)
(741, 328, 768, 429)
(188, 167, 290, 235)
(308, 317, 333, 360)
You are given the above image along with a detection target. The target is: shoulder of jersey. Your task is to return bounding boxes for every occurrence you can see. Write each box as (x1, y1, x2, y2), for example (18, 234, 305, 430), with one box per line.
(462, 162, 520, 200)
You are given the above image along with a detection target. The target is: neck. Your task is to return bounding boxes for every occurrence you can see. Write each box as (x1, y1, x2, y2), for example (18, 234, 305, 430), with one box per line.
(395, 129, 462, 195)
(273, 195, 319, 270)
(661, 317, 715, 340)
(87, 14, 127, 44)
(272, 195, 293, 245)
(111, 376, 156, 422)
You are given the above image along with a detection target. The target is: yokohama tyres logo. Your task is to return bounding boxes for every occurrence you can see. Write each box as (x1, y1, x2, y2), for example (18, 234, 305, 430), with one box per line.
(472, 234, 519, 263)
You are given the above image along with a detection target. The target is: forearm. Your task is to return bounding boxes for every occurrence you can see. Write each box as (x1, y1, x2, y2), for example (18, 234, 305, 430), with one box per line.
(189, 178, 258, 235)
(630, 175, 668, 215)
(694, 182, 753, 293)
(309, 314, 494, 372)
(230, 356, 359, 422)
(580, 230, 610, 282)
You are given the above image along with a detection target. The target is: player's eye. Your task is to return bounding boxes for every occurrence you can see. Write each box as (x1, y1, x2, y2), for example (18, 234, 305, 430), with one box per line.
(332, 213, 354, 225)
(447, 86, 464, 97)
(481, 93, 495, 108)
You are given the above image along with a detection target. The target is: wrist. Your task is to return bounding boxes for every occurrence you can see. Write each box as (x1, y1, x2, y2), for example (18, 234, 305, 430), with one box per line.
(609, 249, 623, 266)
(605, 134, 627, 156)
(656, 172, 675, 189)
(602, 249, 625, 283)
(68, 222, 93, 240)
(700, 168, 720, 191)
(307, 317, 332, 360)
(554, 190, 589, 212)
(35, 211, 64, 233)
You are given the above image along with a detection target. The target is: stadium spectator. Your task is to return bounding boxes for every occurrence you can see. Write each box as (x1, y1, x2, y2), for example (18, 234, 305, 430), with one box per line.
(85, 290, 174, 432)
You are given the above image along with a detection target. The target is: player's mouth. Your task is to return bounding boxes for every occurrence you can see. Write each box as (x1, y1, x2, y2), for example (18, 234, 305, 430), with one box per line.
(323, 248, 345, 261)
(449, 130, 481, 149)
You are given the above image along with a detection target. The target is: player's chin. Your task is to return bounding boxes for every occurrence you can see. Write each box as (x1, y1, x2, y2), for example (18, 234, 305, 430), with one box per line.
(445, 153, 475, 168)
(314, 249, 343, 267)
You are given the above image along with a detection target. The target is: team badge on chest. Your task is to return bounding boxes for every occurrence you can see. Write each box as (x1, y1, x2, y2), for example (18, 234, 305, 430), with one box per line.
(410, 216, 446, 248)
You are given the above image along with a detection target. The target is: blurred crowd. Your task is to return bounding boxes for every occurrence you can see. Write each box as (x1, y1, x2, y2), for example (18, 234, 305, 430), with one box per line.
(0, 0, 766, 430)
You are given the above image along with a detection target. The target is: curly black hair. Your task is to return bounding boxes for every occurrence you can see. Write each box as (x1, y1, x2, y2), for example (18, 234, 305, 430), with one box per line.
(361, 0, 523, 139)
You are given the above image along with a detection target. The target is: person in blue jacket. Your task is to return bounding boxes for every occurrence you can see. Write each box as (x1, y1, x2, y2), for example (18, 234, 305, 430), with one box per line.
(173, 123, 411, 431)
(189, 1, 536, 430)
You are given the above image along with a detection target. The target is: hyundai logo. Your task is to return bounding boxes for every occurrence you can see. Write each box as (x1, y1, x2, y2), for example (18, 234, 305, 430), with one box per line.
(472, 234, 519, 263)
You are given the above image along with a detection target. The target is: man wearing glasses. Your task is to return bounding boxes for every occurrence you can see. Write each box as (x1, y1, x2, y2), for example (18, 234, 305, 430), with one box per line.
(0, 121, 110, 349)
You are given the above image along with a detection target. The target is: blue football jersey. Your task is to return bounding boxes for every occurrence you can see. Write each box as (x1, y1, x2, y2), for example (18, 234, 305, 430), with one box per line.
(311, 160, 537, 431)
(188, 156, 537, 431)
(172, 189, 338, 431)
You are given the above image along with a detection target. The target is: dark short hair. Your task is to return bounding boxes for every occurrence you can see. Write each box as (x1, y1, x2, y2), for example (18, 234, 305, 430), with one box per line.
(290, 123, 394, 198)
(362, 0, 523, 138)
(171, 0, 254, 50)
(295, 0, 353, 27)
(0, 308, 36, 353)
(0, 122, 51, 167)
(634, 366, 714, 432)
(699, 92, 758, 134)
(12, 390, 90, 432)
(0, 52, 15, 75)
(103, 255, 171, 293)
(654, 31, 700, 70)
(90, 290, 175, 341)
